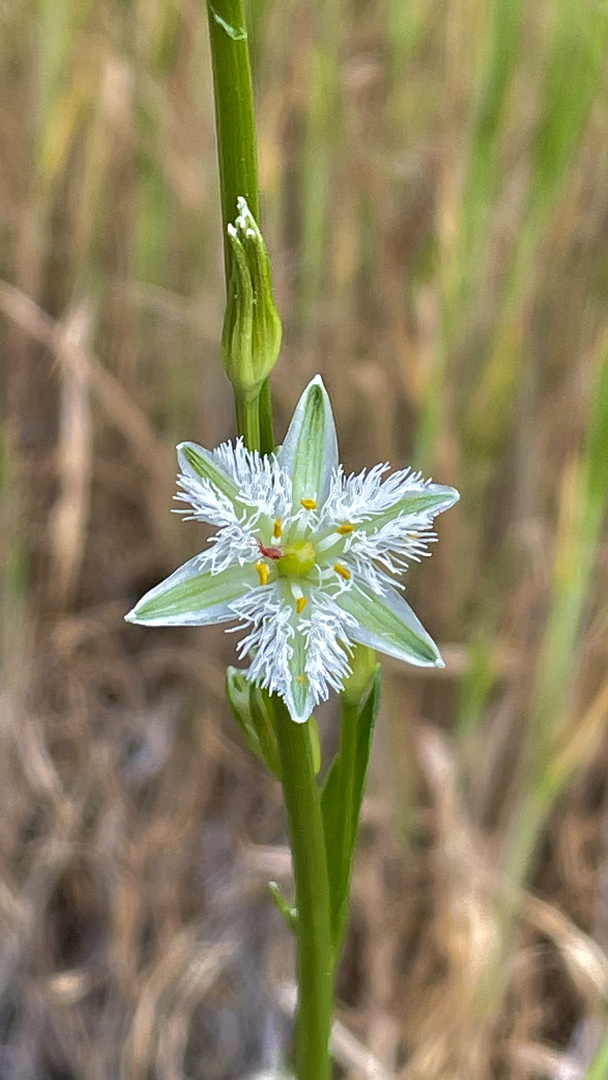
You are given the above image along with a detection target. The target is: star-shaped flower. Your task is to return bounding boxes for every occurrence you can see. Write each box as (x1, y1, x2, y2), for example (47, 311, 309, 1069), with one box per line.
(126, 376, 459, 722)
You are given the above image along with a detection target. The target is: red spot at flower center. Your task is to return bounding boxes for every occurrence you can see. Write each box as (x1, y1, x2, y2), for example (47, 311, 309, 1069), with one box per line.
(258, 542, 283, 560)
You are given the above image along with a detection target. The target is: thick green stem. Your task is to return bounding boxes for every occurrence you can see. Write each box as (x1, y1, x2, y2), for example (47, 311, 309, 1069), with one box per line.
(274, 702, 334, 1080)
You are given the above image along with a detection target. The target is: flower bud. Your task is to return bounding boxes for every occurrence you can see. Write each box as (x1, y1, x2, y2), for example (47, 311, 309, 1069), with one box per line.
(341, 645, 378, 707)
(226, 667, 282, 778)
(222, 197, 282, 398)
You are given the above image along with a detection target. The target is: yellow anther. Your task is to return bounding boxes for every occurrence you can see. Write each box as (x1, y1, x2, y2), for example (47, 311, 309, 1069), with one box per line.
(296, 674, 306, 684)
(296, 596, 307, 614)
(334, 562, 351, 581)
(273, 518, 283, 539)
(300, 498, 317, 510)
(255, 562, 269, 586)
(336, 523, 354, 535)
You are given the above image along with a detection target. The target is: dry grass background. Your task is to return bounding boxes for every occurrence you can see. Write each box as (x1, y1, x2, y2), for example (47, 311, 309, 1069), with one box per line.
(1, 1, 608, 1077)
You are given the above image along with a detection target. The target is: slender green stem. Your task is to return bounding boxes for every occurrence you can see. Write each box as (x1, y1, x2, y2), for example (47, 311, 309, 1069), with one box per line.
(206, 0, 259, 263)
(206, 0, 275, 449)
(206, 12, 333, 1077)
(258, 376, 275, 454)
(273, 701, 334, 1080)
(235, 392, 262, 453)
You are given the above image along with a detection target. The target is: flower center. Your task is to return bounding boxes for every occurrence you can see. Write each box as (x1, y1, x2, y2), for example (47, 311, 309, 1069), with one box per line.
(277, 540, 316, 579)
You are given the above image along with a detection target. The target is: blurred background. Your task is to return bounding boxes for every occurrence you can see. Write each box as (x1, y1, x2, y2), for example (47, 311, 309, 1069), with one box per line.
(1, 1, 608, 1077)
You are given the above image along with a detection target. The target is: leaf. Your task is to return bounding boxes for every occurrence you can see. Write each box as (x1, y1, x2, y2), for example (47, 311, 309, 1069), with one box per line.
(321, 667, 381, 953)
(268, 881, 298, 934)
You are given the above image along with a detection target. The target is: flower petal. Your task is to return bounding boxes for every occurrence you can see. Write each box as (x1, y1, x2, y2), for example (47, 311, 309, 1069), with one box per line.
(125, 555, 257, 626)
(175, 442, 245, 527)
(385, 482, 459, 520)
(278, 375, 338, 507)
(367, 483, 459, 531)
(177, 442, 240, 503)
(284, 629, 316, 723)
(335, 581, 443, 667)
(232, 588, 316, 723)
(325, 464, 459, 528)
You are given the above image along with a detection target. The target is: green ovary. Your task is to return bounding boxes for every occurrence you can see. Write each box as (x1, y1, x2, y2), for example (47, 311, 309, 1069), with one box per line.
(278, 540, 316, 578)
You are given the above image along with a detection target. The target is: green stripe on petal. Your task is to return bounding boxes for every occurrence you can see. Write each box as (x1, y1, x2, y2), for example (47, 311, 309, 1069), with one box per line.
(362, 484, 460, 533)
(390, 484, 459, 519)
(125, 556, 257, 626)
(278, 375, 338, 507)
(336, 581, 443, 668)
(284, 627, 316, 723)
(177, 442, 240, 504)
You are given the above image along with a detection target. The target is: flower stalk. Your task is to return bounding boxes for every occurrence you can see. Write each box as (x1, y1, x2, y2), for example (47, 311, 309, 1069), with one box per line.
(273, 700, 334, 1080)
(206, 0, 276, 454)
(206, 0, 259, 265)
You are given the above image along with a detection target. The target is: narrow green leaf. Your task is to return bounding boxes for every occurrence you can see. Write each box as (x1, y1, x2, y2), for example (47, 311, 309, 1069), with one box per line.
(321, 667, 381, 952)
(269, 880, 298, 934)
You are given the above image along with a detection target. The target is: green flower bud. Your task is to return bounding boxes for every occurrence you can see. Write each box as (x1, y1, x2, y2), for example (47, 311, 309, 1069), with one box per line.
(222, 197, 282, 398)
(226, 666, 282, 778)
(340, 645, 378, 707)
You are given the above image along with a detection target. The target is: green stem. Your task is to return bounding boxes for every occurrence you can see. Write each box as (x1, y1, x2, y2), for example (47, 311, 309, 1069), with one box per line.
(258, 376, 275, 454)
(207, 14, 333, 1079)
(206, 0, 259, 262)
(235, 392, 261, 453)
(273, 701, 334, 1080)
(206, 0, 275, 450)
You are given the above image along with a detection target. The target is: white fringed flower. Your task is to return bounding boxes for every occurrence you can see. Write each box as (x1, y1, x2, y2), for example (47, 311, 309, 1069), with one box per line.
(126, 376, 459, 722)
